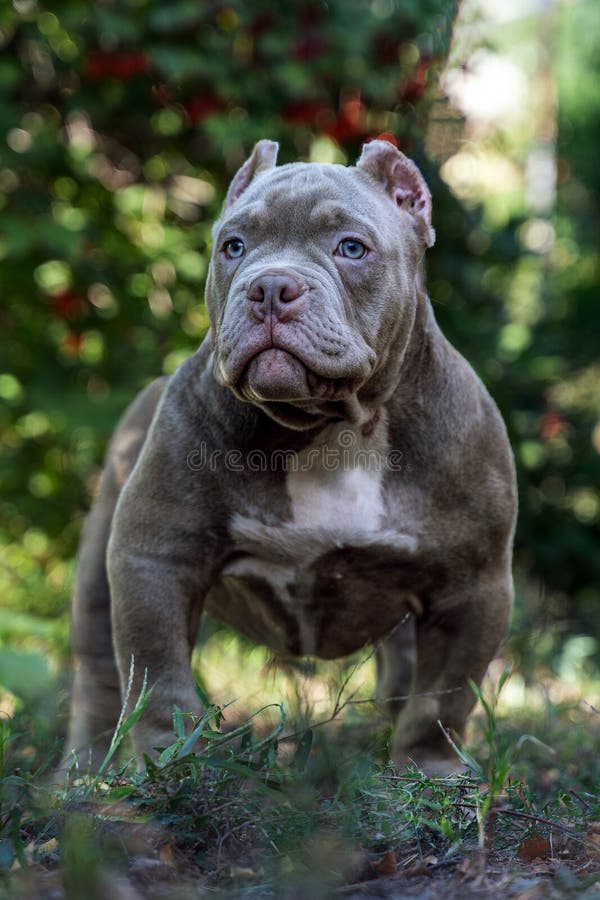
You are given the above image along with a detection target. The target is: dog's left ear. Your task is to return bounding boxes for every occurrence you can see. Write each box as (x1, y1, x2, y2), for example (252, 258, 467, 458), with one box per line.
(357, 140, 435, 248)
(224, 140, 279, 211)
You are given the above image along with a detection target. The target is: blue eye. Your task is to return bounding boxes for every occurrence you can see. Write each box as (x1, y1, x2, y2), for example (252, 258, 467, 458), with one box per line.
(223, 238, 245, 259)
(337, 239, 367, 259)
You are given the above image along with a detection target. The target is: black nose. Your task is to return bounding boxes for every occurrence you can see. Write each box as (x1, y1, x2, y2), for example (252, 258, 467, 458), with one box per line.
(247, 273, 306, 308)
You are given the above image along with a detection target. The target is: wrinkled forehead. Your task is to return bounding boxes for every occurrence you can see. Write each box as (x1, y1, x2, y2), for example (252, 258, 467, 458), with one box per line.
(216, 162, 392, 237)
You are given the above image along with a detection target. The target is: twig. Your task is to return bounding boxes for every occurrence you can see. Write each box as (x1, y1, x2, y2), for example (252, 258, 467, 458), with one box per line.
(384, 771, 478, 787)
(343, 686, 462, 707)
(280, 687, 461, 743)
(456, 802, 582, 840)
(216, 819, 256, 867)
(332, 644, 379, 718)
(569, 789, 593, 811)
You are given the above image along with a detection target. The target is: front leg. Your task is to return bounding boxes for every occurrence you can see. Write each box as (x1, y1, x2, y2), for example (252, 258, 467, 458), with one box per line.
(392, 567, 512, 775)
(109, 544, 208, 760)
(106, 413, 223, 760)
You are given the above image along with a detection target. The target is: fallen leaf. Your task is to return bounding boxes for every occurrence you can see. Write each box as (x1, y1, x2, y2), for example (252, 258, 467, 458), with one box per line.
(158, 843, 176, 866)
(37, 838, 59, 856)
(585, 831, 600, 861)
(229, 866, 259, 880)
(404, 863, 433, 878)
(518, 834, 550, 861)
(370, 849, 397, 876)
(457, 857, 473, 879)
(530, 859, 556, 874)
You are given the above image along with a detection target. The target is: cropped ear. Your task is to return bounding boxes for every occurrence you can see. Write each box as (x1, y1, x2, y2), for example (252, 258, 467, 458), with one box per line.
(357, 140, 435, 248)
(224, 140, 279, 211)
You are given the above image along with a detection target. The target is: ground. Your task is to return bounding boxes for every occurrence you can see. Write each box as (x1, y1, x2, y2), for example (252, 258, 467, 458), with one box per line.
(1, 636, 600, 898)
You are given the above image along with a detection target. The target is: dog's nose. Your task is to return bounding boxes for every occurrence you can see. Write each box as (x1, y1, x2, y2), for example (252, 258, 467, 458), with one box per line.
(247, 273, 306, 319)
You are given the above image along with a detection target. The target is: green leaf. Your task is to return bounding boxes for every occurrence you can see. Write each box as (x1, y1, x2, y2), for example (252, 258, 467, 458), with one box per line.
(292, 729, 313, 773)
(172, 705, 185, 740)
(158, 741, 181, 766)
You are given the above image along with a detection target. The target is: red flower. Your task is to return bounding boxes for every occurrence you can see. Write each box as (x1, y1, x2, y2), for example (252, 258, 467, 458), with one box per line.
(62, 332, 83, 354)
(50, 289, 86, 320)
(371, 132, 399, 148)
(324, 97, 367, 144)
(537, 412, 566, 440)
(294, 33, 327, 61)
(85, 52, 150, 80)
(186, 93, 224, 124)
(399, 60, 431, 103)
(283, 100, 333, 128)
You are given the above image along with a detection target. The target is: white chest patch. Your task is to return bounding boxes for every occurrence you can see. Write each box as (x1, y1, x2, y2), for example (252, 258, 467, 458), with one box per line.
(286, 421, 386, 535)
(287, 455, 384, 532)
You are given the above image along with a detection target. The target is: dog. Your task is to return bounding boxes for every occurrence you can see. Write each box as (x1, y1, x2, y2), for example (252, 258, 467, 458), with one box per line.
(65, 139, 517, 775)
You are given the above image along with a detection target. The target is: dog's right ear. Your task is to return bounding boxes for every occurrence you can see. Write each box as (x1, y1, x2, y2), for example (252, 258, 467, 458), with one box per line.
(224, 140, 279, 212)
(357, 140, 435, 248)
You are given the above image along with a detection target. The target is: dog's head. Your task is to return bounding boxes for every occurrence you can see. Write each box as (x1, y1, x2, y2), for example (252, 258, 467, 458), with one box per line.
(205, 139, 435, 430)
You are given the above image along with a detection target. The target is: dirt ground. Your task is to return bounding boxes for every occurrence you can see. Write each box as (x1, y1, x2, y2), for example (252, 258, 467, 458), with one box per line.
(340, 853, 600, 900)
(6, 842, 600, 899)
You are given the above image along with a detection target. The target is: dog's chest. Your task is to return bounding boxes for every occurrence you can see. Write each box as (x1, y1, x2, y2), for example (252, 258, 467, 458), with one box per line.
(209, 423, 418, 657)
(285, 455, 385, 531)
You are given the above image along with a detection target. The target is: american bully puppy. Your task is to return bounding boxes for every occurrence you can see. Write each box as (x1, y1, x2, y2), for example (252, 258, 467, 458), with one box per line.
(65, 140, 517, 775)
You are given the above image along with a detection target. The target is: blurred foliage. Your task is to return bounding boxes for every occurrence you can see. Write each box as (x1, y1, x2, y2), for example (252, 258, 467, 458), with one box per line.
(0, 0, 599, 694)
(501, 0, 600, 670)
(0, 0, 458, 645)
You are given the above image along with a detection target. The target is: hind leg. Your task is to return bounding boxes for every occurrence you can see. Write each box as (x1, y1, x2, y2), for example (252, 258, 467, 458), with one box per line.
(391, 569, 512, 775)
(63, 378, 168, 771)
(64, 485, 122, 771)
(376, 615, 416, 718)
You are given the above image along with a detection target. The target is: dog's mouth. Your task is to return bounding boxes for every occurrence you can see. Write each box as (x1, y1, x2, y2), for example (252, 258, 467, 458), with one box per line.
(240, 347, 311, 402)
(216, 318, 376, 411)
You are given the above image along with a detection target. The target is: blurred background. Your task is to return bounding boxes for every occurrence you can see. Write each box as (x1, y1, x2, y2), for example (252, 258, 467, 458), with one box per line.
(0, 0, 598, 762)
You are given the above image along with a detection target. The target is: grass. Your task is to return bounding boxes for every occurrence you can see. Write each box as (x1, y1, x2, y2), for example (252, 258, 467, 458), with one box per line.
(1, 634, 600, 898)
